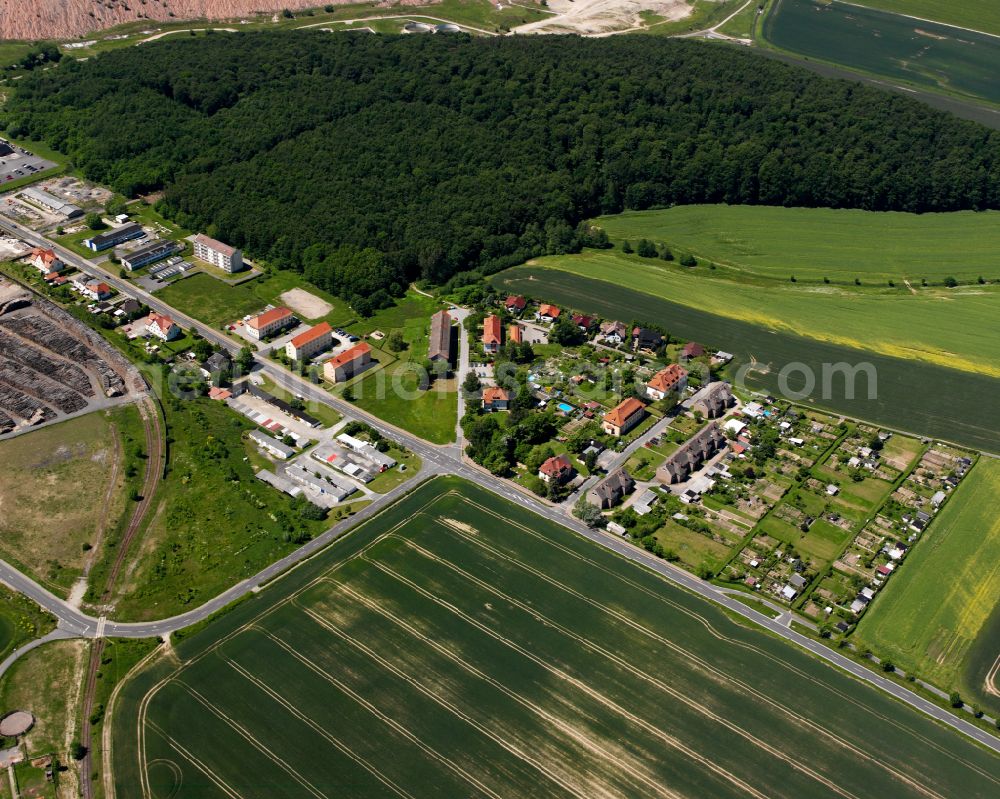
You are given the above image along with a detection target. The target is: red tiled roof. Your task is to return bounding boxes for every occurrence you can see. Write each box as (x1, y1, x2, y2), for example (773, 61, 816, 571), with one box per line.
(31, 247, 58, 265)
(508, 324, 523, 343)
(539, 303, 560, 318)
(540, 453, 573, 477)
(328, 341, 371, 367)
(483, 315, 502, 346)
(289, 322, 332, 348)
(146, 311, 176, 334)
(681, 341, 705, 358)
(505, 295, 527, 311)
(247, 306, 293, 330)
(482, 386, 509, 404)
(604, 397, 646, 428)
(647, 364, 687, 394)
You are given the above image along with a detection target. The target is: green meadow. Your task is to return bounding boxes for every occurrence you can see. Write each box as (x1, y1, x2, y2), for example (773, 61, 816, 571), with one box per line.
(112, 478, 1000, 798)
(855, 459, 1000, 712)
(519, 247, 1000, 378)
(594, 205, 1000, 284)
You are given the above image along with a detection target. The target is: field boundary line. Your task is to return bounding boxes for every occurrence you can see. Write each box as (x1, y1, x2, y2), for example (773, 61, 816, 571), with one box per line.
(328, 579, 766, 799)
(442, 505, 974, 793)
(225, 655, 418, 799)
(178, 681, 327, 799)
(392, 532, 863, 799)
(293, 604, 682, 799)
(146, 721, 243, 799)
(834, 0, 1000, 41)
(457, 493, 1000, 783)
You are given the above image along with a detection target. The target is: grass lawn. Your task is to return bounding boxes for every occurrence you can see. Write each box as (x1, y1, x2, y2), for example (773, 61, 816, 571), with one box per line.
(654, 520, 733, 571)
(0, 638, 87, 758)
(0, 586, 56, 665)
(250, 270, 355, 327)
(129, 202, 193, 244)
(0, 406, 141, 596)
(855, 458, 1000, 708)
(108, 391, 331, 621)
(798, 519, 852, 563)
(154, 272, 264, 330)
(365, 446, 422, 493)
(54, 227, 102, 259)
(350, 362, 457, 445)
(111, 476, 1000, 799)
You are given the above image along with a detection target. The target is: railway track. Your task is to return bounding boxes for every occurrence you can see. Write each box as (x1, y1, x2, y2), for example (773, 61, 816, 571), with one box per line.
(79, 393, 164, 799)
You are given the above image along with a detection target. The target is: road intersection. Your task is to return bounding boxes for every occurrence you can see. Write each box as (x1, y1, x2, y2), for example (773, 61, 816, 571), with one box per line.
(1, 217, 999, 755)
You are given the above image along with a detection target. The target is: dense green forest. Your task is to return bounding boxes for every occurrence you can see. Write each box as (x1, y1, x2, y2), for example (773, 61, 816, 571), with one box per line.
(7, 31, 1000, 304)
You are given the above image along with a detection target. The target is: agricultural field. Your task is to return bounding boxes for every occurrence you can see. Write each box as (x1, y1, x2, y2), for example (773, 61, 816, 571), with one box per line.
(850, 0, 1000, 36)
(855, 458, 1000, 712)
(519, 244, 1000, 379)
(762, 0, 1000, 105)
(594, 206, 1000, 284)
(490, 266, 1000, 454)
(110, 477, 1000, 798)
(0, 406, 143, 596)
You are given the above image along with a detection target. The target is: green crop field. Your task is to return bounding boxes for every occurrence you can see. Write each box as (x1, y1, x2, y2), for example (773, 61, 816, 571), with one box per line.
(855, 458, 1000, 712)
(110, 477, 1000, 798)
(851, 0, 1000, 36)
(490, 266, 1000, 454)
(595, 206, 1000, 284)
(763, 0, 1000, 105)
(510, 248, 1000, 379)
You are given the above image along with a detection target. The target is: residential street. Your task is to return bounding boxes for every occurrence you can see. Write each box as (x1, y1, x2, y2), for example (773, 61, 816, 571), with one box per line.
(1, 217, 998, 756)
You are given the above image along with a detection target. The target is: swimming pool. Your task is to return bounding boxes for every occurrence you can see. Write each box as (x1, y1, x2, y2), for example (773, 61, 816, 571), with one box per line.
(557, 402, 574, 414)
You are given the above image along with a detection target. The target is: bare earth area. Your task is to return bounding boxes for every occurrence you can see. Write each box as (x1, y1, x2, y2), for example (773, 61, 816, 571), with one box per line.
(514, 0, 693, 35)
(280, 287, 333, 320)
(0, 0, 356, 40)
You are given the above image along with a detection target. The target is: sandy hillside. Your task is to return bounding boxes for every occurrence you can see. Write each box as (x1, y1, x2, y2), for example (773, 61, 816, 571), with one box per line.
(0, 0, 361, 41)
(514, 0, 695, 35)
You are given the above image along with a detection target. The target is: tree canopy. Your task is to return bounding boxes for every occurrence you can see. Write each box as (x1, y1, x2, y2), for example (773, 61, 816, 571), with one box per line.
(8, 31, 1000, 296)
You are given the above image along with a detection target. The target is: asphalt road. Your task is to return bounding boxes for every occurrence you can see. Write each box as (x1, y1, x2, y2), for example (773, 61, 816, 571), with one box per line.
(1, 218, 998, 754)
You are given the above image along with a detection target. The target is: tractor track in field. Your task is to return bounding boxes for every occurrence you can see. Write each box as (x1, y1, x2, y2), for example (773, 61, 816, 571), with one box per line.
(79, 393, 165, 799)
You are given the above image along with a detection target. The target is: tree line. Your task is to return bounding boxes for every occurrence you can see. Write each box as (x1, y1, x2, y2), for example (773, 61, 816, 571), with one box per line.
(7, 31, 1000, 301)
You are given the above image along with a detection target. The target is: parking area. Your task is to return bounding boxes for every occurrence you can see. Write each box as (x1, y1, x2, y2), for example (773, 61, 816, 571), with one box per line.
(0, 141, 56, 186)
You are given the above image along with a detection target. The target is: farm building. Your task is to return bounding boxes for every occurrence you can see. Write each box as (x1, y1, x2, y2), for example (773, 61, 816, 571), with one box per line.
(428, 310, 453, 365)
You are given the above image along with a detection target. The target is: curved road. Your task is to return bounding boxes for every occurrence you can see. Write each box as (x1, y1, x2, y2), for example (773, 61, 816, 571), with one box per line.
(1, 218, 999, 755)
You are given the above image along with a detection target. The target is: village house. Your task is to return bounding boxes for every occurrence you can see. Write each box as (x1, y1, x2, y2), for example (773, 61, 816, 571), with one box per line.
(646, 364, 688, 402)
(599, 320, 627, 345)
(29, 247, 62, 274)
(79, 279, 113, 302)
(632, 327, 664, 354)
(537, 303, 561, 323)
(323, 342, 372, 383)
(482, 386, 510, 412)
(504, 295, 527, 314)
(689, 381, 734, 419)
(508, 324, 523, 344)
(586, 469, 635, 509)
(656, 423, 727, 484)
(571, 313, 596, 333)
(144, 311, 180, 341)
(246, 307, 294, 340)
(679, 341, 705, 361)
(539, 453, 575, 484)
(602, 397, 647, 437)
(285, 322, 333, 361)
(482, 314, 502, 353)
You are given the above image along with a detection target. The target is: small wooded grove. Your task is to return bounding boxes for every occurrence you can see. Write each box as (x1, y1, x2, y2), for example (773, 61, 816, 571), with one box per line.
(8, 31, 1000, 303)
